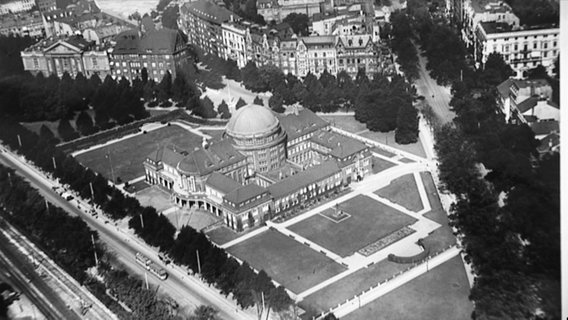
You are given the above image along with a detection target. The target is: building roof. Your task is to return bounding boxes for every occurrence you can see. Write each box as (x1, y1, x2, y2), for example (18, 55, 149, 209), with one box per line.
(479, 21, 514, 34)
(530, 120, 559, 136)
(206, 172, 242, 194)
(301, 36, 336, 46)
(23, 35, 93, 52)
(310, 131, 367, 159)
(226, 104, 280, 137)
(224, 183, 267, 205)
(113, 28, 182, 55)
(536, 132, 560, 154)
(277, 108, 329, 141)
(177, 138, 246, 176)
(147, 144, 187, 166)
(183, 0, 236, 25)
(268, 160, 340, 199)
(513, 78, 550, 89)
(471, 0, 513, 14)
(497, 78, 514, 98)
(0, 11, 43, 29)
(337, 34, 372, 49)
(516, 97, 558, 114)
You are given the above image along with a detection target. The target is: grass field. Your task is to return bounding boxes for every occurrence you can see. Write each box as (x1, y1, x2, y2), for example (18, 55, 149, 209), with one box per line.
(302, 258, 408, 312)
(372, 156, 397, 174)
(320, 115, 367, 133)
(75, 125, 202, 182)
(360, 131, 427, 158)
(287, 195, 417, 257)
(206, 226, 242, 245)
(420, 172, 456, 251)
(342, 256, 473, 320)
(374, 174, 424, 212)
(227, 229, 347, 294)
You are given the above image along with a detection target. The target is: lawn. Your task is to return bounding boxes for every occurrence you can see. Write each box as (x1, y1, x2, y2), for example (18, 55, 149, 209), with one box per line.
(124, 179, 150, 193)
(227, 229, 347, 294)
(134, 186, 173, 213)
(420, 172, 456, 251)
(301, 258, 408, 312)
(374, 173, 423, 212)
(74, 125, 202, 182)
(360, 130, 427, 158)
(372, 156, 397, 174)
(342, 256, 473, 320)
(287, 195, 417, 257)
(320, 115, 367, 133)
(206, 226, 242, 245)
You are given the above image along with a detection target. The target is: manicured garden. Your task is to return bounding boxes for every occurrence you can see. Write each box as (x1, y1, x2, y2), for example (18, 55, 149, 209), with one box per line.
(287, 195, 417, 257)
(374, 173, 424, 212)
(341, 256, 473, 320)
(226, 229, 347, 294)
(75, 124, 202, 182)
(419, 172, 456, 251)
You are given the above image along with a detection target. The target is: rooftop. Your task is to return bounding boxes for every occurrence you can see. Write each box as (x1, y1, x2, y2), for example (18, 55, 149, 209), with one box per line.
(268, 160, 341, 199)
(277, 108, 329, 141)
(301, 36, 336, 46)
(183, 0, 236, 25)
(310, 130, 368, 159)
(206, 172, 242, 195)
(23, 35, 94, 52)
(470, 0, 513, 14)
(224, 183, 268, 205)
(113, 28, 183, 55)
(226, 104, 280, 138)
(530, 120, 559, 136)
(177, 138, 246, 176)
(146, 144, 187, 166)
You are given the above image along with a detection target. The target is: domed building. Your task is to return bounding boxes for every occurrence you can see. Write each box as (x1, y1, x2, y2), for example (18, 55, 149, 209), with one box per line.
(226, 104, 287, 174)
(143, 104, 373, 232)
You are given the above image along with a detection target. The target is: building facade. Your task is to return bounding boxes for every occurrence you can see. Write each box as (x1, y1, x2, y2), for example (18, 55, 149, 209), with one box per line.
(0, 10, 45, 37)
(20, 35, 112, 78)
(110, 28, 188, 82)
(0, 0, 35, 15)
(475, 22, 559, 77)
(143, 105, 372, 231)
(461, 0, 519, 47)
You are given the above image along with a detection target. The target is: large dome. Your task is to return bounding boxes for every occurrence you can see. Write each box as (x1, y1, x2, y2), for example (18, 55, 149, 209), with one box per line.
(226, 104, 280, 137)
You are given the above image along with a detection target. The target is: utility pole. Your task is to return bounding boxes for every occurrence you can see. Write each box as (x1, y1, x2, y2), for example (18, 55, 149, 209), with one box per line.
(45, 199, 49, 212)
(196, 250, 201, 274)
(144, 271, 149, 290)
(52, 156, 56, 170)
(91, 233, 99, 266)
(140, 213, 144, 228)
(89, 182, 94, 200)
(105, 152, 115, 183)
(7, 172, 12, 186)
(17, 134, 22, 148)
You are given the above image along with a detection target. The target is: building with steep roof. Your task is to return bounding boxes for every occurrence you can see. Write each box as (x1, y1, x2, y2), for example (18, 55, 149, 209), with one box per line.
(143, 104, 371, 231)
(110, 28, 188, 82)
(20, 34, 112, 78)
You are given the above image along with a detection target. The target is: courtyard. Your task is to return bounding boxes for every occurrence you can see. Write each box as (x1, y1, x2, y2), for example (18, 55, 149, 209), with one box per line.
(74, 124, 203, 182)
(287, 195, 417, 257)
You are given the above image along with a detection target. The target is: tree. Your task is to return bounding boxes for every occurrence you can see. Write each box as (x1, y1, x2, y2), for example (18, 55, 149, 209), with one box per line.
(57, 118, 79, 141)
(236, 97, 247, 110)
(75, 111, 95, 136)
(161, 5, 179, 29)
(269, 91, 285, 113)
(218, 100, 231, 119)
(39, 124, 59, 144)
(253, 96, 264, 106)
(395, 102, 419, 144)
(157, 71, 173, 103)
(282, 13, 309, 36)
(195, 97, 218, 118)
(189, 305, 219, 320)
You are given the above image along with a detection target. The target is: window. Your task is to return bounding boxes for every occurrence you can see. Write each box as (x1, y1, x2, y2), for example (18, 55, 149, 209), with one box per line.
(32, 57, 39, 69)
(92, 58, 98, 68)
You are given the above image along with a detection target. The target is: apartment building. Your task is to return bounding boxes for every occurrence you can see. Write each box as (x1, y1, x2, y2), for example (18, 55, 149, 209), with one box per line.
(110, 28, 189, 82)
(0, 10, 44, 37)
(461, 0, 519, 47)
(0, 0, 35, 15)
(475, 22, 559, 77)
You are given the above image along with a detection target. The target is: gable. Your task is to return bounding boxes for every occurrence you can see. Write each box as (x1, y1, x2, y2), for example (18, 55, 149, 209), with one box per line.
(44, 41, 83, 54)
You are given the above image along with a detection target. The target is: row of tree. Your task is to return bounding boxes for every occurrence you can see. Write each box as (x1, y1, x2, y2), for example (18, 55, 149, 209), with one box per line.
(0, 116, 294, 318)
(238, 60, 420, 144)
(430, 51, 560, 320)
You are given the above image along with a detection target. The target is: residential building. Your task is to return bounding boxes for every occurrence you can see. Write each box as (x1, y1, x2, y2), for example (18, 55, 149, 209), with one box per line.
(475, 22, 559, 77)
(0, 10, 45, 37)
(20, 35, 112, 78)
(179, 0, 236, 57)
(221, 21, 248, 68)
(257, 0, 324, 23)
(336, 34, 377, 78)
(278, 38, 298, 75)
(110, 28, 189, 82)
(36, 0, 56, 12)
(257, 0, 279, 22)
(461, 0, 519, 47)
(143, 104, 372, 231)
(0, 0, 35, 15)
(297, 36, 337, 77)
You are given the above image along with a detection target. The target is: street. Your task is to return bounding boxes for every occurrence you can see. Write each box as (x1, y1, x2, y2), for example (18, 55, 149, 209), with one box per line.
(0, 150, 256, 320)
(413, 43, 456, 124)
